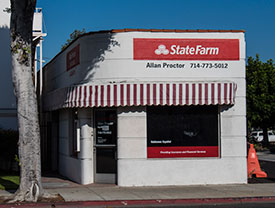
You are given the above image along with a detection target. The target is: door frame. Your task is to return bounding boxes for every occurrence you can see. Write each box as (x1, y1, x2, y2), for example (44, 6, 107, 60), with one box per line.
(93, 108, 117, 184)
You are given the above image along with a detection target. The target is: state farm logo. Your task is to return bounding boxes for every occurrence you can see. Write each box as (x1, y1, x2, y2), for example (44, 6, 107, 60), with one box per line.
(134, 38, 240, 60)
(155, 45, 169, 55)
(154, 44, 219, 56)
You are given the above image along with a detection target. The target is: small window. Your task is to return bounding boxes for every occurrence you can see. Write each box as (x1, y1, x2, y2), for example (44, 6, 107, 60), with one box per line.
(69, 109, 80, 157)
(147, 106, 219, 158)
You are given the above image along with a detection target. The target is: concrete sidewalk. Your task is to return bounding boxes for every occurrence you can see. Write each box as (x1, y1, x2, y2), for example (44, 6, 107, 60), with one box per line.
(1, 177, 275, 203)
(48, 183, 275, 202)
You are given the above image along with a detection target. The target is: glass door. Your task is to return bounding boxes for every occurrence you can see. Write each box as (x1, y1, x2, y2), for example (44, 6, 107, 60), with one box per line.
(94, 109, 117, 183)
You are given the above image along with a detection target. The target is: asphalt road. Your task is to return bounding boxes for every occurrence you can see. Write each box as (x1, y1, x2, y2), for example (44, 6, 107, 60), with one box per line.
(115, 202, 275, 208)
(108, 202, 275, 208)
(1, 201, 275, 208)
(250, 151, 275, 183)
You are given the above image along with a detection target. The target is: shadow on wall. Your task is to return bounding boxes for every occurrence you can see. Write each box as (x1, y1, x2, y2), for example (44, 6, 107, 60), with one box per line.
(0, 26, 17, 109)
(220, 105, 231, 113)
(80, 32, 120, 84)
(43, 32, 121, 110)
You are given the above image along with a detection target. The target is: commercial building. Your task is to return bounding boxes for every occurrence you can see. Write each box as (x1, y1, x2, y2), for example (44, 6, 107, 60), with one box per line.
(42, 29, 247, 186)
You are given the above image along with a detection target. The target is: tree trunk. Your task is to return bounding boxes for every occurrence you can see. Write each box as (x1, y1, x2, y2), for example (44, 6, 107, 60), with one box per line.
(9, 0, 43, 202)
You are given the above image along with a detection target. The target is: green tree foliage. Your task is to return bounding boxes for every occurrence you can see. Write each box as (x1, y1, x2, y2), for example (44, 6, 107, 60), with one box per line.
(246, 55, 275, 143)
(61, 28, 86, 50)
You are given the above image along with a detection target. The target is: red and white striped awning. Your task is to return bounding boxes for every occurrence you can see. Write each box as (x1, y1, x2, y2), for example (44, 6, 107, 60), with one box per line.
(44, 82, 237, 111)
(69, 82, 236, 108)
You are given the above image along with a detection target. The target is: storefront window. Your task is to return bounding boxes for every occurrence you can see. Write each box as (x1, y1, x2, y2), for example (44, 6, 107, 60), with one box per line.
(147, 106, 219, 158)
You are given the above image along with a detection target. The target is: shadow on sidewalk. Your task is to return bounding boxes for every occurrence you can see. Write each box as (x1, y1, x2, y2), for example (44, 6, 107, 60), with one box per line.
(42, 171, 117, 189)
(0, 178, 18, 193)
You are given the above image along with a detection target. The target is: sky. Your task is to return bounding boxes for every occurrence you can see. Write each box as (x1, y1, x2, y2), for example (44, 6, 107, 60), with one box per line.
(36, 0, 275, 64)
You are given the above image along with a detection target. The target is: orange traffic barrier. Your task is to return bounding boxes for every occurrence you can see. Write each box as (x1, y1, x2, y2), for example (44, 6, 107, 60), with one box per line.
(247, 143, 267, 178)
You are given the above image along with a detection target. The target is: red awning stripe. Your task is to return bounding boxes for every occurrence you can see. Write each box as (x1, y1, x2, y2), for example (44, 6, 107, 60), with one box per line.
(64, 82, 237, 108)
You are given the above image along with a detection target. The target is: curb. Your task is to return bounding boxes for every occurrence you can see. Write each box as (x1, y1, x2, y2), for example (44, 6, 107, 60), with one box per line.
(1, 196, 275, 207)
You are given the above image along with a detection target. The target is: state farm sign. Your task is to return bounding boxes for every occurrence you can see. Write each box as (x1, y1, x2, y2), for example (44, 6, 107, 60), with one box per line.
(133, 38, 239, 60)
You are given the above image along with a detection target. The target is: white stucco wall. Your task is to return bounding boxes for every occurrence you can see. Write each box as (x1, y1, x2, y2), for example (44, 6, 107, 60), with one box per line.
(58, 109, 93, 184)
(44, 31, 245, 92)
(78, 108, 94, 184)
(0, 0, 10, 27)
(116, 105, 246, 186)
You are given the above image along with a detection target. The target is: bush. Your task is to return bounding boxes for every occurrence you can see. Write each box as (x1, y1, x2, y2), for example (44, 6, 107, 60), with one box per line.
(0, 129, 19, 172)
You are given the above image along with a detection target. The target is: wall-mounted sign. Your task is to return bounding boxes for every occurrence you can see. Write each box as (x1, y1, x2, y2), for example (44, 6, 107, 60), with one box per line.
(66, 44, 80, 71)
(134, 38, 239, 61)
